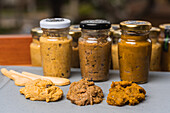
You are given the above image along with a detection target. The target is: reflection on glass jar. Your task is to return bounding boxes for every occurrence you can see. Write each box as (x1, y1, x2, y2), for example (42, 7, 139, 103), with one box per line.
(69, 25, 81, 68)
(79, 19, 112, 81)
(149, 27, 161, 71)
(30, 27, 42, 66)
(40, 18, 72, 78)
(118, 20, 152, 83)
(159, 24, 170, 71)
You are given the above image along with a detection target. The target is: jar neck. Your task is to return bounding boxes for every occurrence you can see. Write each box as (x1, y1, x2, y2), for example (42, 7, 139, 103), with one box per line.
(150, 35, 159, 43)
(113, 38, 119, 44)
(42, 28, 69, 38)
(151, 38, 158, 43)
(121, 30, 150, 41)
(81, 29, 109, 39)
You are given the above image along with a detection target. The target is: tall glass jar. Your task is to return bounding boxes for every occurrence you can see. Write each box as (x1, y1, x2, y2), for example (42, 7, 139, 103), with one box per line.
(40, 18, 72, 78)
(118, 20, 152, 83)
(30, 27, 42, 66)
(69, 25, 81, 68)
(159, 24, 170, 71)
(111, 29, 121, 70)
(79, 19, 112, 81)
(149, 27, 161, 71)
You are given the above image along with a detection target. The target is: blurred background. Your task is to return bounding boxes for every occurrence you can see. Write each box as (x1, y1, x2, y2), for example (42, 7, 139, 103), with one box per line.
(0, 0, 170, 34)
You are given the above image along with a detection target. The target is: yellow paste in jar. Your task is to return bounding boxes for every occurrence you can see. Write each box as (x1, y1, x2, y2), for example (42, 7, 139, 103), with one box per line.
(150, 42, 161, 71)
(158, 24, 170, 71)
(110, 29, 121, 70)
(40, 36, 72, 78)
(160, 40, 170, 71)
(30, 39, 41, 66)
(79, 40, 111, 81)
(71, 47, 80, 68)
(69, 29, 81, 68)
(118, 35, 151, 83)
(111, 44, 119, 70)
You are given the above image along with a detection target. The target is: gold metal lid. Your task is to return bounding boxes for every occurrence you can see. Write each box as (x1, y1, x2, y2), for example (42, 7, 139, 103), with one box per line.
(159, 24, 170, 30)
(110, 24, 120, 31)
(31, 27, 43, 39)
(149, 27, 160, 39)
(70, 25, 81, 31)
(150, 27, 160, 32)
(120, 20, 152, 31)
(69, 25, 81, 41)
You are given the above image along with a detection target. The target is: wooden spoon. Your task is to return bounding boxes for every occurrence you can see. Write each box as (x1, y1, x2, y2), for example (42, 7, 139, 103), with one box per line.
(22, 71, 70, 86)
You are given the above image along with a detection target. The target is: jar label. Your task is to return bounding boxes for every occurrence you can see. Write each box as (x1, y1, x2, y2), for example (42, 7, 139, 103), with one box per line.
(163, 29, 170, 52)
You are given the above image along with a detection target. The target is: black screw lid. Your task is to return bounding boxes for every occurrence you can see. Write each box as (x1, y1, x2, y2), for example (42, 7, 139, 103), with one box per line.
(80, 19, 111, 30)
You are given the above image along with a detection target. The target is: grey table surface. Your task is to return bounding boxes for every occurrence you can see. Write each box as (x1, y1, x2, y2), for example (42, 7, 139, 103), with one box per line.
(0, 65, 170, 113)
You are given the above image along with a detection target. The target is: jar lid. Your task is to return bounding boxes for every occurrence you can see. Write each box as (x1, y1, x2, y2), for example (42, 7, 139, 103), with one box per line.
(80, 19, 111, 30)
(70, 25, 81, 32)
(159, 24, 170, 30)
(40, 18, 71, 29)
(149, 27, 160, 39)
(69, 25, 81, 40)
(31, 27, 43, 34)
(31, 27, 43, 39)
(120, 20, 152, 31)
(70, 25, 81, 30)
(150, 27, 160, 33)
(110, 24, 120, 31)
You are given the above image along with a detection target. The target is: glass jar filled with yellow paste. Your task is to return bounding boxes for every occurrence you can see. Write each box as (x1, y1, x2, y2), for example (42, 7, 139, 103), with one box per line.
(118, 20, 152, 83)
(30, 27, 43, 66)
(69, 25, 81, 68)
(109, 24, 120, 69)
(149, 27, 161, 71)
(159, 24, 170, 71)
(40, 18, 72, 78)
(79, 19, 112, 81)
(111, 29, 121, 70)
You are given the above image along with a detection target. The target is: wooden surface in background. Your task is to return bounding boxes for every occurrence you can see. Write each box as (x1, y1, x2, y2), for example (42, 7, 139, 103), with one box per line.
(0, 34, 32, 65)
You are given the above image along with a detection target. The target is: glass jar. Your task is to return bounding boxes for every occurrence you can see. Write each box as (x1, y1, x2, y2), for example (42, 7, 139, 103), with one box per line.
(109, 24, 120, 69)
(40, 18, 72, 78)
(149, 27, 161, 71)
(159, 24, 170, 71)
(111, 29, 121, 70)
(30, 27, 42, 66)
(69, 25, 81, 68)
(118, 20, 152, 83)
(79, 19, 112, 81)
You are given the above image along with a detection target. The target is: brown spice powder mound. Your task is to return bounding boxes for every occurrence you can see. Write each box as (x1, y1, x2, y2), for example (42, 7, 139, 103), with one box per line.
(107, 81, 146, 106)
(67, 79, 104, 106)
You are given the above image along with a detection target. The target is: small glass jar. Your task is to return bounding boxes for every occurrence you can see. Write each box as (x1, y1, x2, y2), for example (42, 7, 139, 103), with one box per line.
(30, 27, 42, 66)
(149, 27, 161, 71)
(159, 24, 170, 71)
(111, 29, 121, 70)
(109, 24, 120, 69)
(40, 18, 72, 78)
(79, 19, 112, 81)
(119, 20, 152, 83)
(69, 25, 81, 68)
